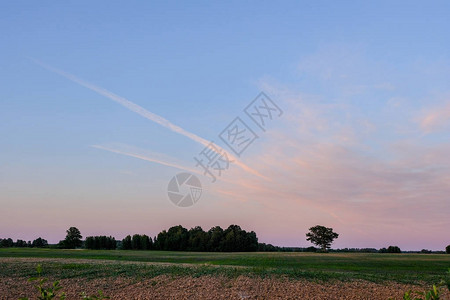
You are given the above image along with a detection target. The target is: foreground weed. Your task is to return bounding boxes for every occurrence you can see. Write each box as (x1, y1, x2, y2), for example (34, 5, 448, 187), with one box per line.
(19, 264, 66, 300)
(399, 285, 441, 300)
(391, 269, 450, 300)
(19, 265, 109, 300)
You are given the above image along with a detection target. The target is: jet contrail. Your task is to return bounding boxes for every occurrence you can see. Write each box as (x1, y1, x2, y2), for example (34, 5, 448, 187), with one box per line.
(92, 144, 201, 175)
(31, 58, 268, 180)
(92, 143, 244, 185)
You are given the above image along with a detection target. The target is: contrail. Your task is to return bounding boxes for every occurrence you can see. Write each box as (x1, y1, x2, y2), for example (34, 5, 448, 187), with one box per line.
(92, 144, 201, 175)
(31, 58, 268, 180)
(92, 143, 243, 185)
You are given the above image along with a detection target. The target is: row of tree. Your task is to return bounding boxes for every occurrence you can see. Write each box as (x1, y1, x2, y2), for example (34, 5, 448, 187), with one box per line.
(379, 246, 401, 253)
(121, 234, 152, 250)
(257, 245, 407, 253)
(54, 225, 258, 252)
(122, 225, 259, 252)
(0, 237, 48, 248)
(3, 225, 449, 254)
(85, 236, 117, 250)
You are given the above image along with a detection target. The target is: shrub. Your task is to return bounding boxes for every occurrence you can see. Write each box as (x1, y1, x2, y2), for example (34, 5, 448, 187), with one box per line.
(32, 238, 49, 248)
(381, 246, 401, 253)
(305, 246, 317, 252)
(0, 238, 14, 248)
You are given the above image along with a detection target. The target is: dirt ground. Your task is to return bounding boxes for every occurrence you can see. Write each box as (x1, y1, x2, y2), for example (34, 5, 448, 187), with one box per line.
(2, 274, 448, 300)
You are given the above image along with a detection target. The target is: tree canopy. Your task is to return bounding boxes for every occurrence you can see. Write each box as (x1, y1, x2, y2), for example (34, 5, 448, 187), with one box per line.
(306, 225, 339, 251)
(150, 225, 258, 252)
(59, 227, 82, 249)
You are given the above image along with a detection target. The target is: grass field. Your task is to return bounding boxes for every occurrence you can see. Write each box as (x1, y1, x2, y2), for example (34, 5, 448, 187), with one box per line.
(1, 248, 449, 285)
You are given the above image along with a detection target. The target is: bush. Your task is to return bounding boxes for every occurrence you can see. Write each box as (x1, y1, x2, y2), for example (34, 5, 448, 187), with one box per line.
(258, 243, 280, 252)
(380, 246, 401, 253)
(305, 246, 318, 252)
(0, 238, 14, 248)
(15, 240, 29, 248)
(32, 237, 49, 248)
(388, 246, 401, 253)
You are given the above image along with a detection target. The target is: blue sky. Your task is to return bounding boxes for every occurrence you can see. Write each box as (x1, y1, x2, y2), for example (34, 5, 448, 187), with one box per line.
(1, 1, 449, 249)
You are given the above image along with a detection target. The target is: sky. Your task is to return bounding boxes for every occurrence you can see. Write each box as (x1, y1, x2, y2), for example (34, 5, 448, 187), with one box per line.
(1, 1, 449, 250)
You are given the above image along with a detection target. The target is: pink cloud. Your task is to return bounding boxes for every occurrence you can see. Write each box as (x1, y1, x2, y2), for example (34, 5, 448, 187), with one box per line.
(208, 90, 450, 250)
(419, 100, 450, 133)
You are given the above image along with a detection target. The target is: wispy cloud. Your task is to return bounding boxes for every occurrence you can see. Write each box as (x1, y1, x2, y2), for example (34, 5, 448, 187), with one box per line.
(418, 100, 450, 133)
(209, 79, 450, 249)
(30, 58, 268, 180)
(92, 143, 200, 174)
(26, 49, 450, 249)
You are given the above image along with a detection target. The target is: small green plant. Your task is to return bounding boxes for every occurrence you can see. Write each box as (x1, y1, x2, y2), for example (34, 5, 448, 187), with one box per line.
(398, 284, 440, 300)
(392, 269, 450, 300)
(19, 264, 66, 300)
(19, 265, 109, 300)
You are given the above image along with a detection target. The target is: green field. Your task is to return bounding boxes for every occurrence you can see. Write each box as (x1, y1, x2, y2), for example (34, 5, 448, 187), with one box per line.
(1, 248, 449, 285)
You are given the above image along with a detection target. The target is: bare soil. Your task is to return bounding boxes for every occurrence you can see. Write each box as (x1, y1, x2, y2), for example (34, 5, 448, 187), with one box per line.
(2, 274, 448, 300)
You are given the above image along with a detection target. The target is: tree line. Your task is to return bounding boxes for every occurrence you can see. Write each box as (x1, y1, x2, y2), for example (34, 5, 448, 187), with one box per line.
(119, 225, 258, 252)
(2, 225, 449, 254)
(121, 234, 152, 250)
(0, 237, 48, 248)
(53, 224, 259, 252)
(85, 236, 117, 250)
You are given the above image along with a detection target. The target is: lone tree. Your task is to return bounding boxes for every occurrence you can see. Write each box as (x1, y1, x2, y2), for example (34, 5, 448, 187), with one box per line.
(446, 245, 450, 254)
(306, 225, 339, 252)
(60, 227, 82, 249)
